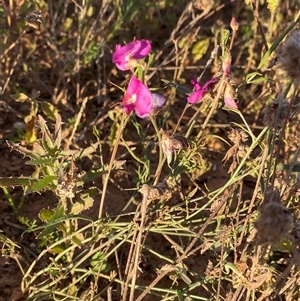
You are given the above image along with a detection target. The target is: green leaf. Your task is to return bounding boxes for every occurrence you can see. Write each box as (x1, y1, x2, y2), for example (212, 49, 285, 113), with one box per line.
(70, 190, 95, 214)
(37, 115, 55, 150)
(258, 18, 299, 69)
(90, 251, 110, 272)
(40, 102, 59, 121)
(0, 177, 38, 187)
(186, 187, 197, 199)
(39, 208, 55, 222)
(192, 38, 210, 61)
(73, 142, 100, 159)
(38, 205, 66, 238)
(62, 17, 73, 31)
(93, 125, 100, 138)
(224, 262, 243, 277)
(167, 154, 173, 165)
(24, 114, 37, 144)
(7, 141, 41, 159)
(108, 110, 115, 122)
(176, 291, 184, 301)
(277, 164, 300, 172)
(178, 272, 192, 285)
(10, 92, 31, 102)
(109, 122, 119, 145)
(86, 6, 94, 17)
(32, 100, 39, 115)
(53, 114, 62, 148)
(23, 62, 29, 72)
(245, 72, 263, 84)
(25, 158, 52, 165)
(71, 234, 83, 247)
(175, 263, 191, 285)
(40, 165, 56, 178)
(221, 29, 231, 48)
(83, 167, 107, 183)
(27, 175, 56, 193)
(50, 244, 66, 254)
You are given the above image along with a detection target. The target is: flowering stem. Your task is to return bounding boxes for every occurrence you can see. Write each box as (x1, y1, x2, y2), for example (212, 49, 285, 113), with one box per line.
(152, 102, 189, 184)
(185, 103, 206, 138)
(154, 157, 166, 185)
(230, 109, 256, 141)
(229, 25, 238, 51)
(98, 112, 129, 219)
(172, 103, 190, 135)
(195, 77, 226, 141)
(185, 78, 226, 140)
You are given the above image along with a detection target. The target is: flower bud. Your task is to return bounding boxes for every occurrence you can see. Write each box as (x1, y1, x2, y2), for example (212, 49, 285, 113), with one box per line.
(224, 83, 238, 109)
(230, 17, 239, 32)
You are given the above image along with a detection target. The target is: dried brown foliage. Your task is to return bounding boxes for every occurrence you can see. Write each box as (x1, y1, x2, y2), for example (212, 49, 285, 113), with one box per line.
(254, 189, 292, 245)
(261, 95, 290, 129)
(222, 128, 249, 173)
(277, 29, 300, 81)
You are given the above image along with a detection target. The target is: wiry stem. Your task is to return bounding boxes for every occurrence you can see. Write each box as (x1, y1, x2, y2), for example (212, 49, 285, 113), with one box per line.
(98, 113, 128, 218)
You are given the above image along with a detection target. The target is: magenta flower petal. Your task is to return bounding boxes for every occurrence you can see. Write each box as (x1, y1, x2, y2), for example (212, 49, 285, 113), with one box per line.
(122, 87, 136, 115)
(122, 102, 135, 115)
(112, 44, 128, 71)
(132, 40, 152, 58)
(122, 76, 153, 118)
(190, 79, 201, 90)
(187, 89, 205, 104)
(134, 88, 153, 119)
(112, 39, 151, 71)
(187, 77, 218, 104)
(202, 77, 218, 90)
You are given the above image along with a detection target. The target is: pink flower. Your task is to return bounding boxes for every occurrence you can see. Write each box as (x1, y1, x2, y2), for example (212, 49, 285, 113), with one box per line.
(112, 39, 151, 71)
(122, 76, 165, 118)
(224, 83, 238, 109)
(187, 78, 218, 104)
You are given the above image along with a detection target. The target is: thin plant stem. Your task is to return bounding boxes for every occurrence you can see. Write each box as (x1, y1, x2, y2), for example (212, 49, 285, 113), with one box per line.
(128, 197, 148, 301)
(98, 113, 129, 219)
(250, 0, 269, 51)
(0, 30, 26, 60)
(150, 115, 163, 168)
(238, 139, 269, 248)
(172, 103, 190, 135)
(121, 217, 140, 300)
(194, 77, 226, 141)
(154, 103, 191, 184)
(64, 97, 88, 150)
(135, 266, 175, 301)
(153, 156, 166, 185)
